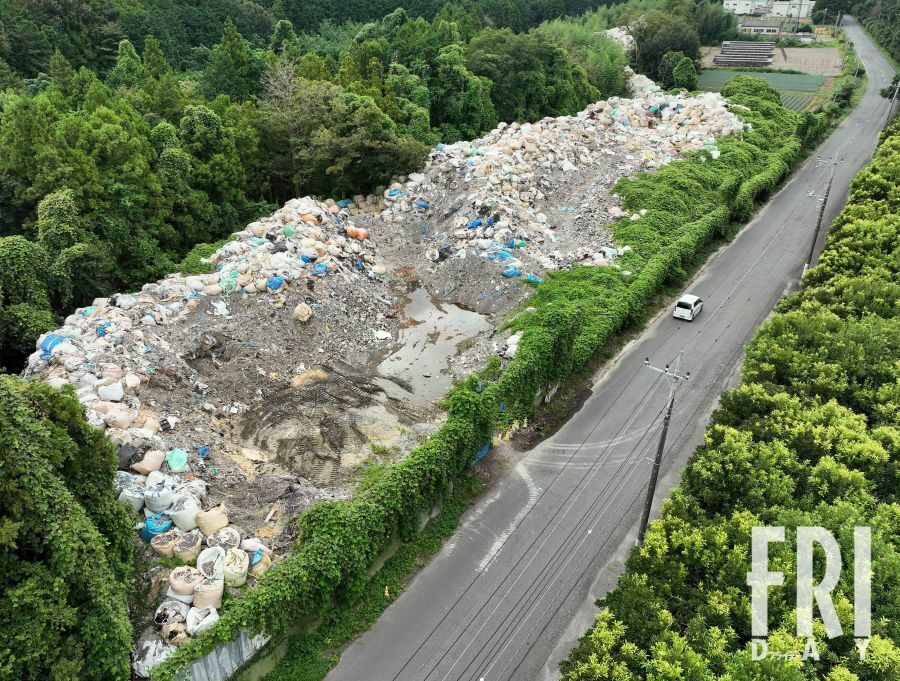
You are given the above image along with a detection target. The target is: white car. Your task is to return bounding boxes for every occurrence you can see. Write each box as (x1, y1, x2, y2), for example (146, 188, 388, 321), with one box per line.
(673, 294, 703, 321)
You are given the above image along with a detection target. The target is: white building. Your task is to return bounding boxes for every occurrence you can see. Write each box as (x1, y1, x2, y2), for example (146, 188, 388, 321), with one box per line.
(723, 0, 771, 15)
(738, 17, 783, 34)
(724, 0, 816, 17)
(770, 0, 816, 17)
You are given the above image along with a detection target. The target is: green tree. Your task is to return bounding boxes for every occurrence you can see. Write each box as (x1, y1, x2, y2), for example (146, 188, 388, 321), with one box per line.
(631, 10, 701, 80)
(468, 29, 598, 123)
(269, 19, 299, 56)
(201, 18, 262, 101)
(142, 35, 172, 80)
(673, 56, 698, 90)
(431, 43, 498, 141)
(178, 104, 248, 241)
(658, 50, 686, 88)
(298, 52, 332, 80)
(47, 50, 74, 97)
(35, 189, 82, 255)
(107, 39, 144, 89)
(0, 58, 22, 90)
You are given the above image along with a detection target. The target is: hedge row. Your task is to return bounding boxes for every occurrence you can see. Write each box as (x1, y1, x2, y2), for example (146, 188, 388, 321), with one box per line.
(560, 119, 900, 679)
(152, 77, 823, 679)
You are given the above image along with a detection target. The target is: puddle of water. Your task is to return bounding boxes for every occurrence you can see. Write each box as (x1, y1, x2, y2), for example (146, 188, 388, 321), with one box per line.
(377, 287, 491, 402)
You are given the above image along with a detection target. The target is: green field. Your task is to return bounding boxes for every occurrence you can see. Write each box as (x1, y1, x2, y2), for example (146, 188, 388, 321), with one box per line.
(698, 69, 827, 111)
(779, 92, 817, 111)
(697, 69, 827, 91)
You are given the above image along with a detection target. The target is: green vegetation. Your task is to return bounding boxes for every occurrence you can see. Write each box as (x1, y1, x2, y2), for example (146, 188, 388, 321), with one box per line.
(152, 75, 828, 681)
(698, 70, 827, 92)
(0, 376, 136, 680)
(257, 473, 483, 680)
(560, 116, 900, 681)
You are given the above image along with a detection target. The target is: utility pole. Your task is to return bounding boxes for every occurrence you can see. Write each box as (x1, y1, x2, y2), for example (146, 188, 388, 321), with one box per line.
(889, 79, 900, 124)
(635, 354, 690, 547)
(803, 159, 838, 276)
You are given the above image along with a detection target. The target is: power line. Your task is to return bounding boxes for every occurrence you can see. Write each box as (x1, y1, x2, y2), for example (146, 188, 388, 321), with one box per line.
(452, 402, 668, 681)
(388, 367, 669, 681)
(422, 377, 667, 681)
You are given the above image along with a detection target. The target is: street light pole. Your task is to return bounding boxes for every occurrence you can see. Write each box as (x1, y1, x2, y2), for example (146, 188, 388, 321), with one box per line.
(635, 354, 690, 547)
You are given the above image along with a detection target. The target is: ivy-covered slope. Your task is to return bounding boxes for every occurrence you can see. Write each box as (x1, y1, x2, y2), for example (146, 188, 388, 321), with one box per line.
(560, 119, 900, 680)
(0, 376, 135, 680)
(152, 76, 828, 679)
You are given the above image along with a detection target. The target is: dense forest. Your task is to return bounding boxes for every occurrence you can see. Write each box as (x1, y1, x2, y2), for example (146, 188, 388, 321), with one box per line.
(0, 0, 736, 371)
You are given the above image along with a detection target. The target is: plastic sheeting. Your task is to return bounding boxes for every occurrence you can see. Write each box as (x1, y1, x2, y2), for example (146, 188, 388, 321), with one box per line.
(173, 630, 269, 681)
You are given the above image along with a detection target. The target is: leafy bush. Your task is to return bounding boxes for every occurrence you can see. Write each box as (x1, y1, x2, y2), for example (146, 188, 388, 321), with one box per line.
(560, 116, 900, 681)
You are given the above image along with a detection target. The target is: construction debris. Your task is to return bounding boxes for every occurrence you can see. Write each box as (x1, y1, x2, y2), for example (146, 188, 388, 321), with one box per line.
(23, 72, 744, 676)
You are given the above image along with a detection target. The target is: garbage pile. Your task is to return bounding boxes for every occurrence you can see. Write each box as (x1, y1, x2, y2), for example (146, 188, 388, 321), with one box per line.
(359, 72, 743, 313)
(23, 196, 430, 677)
(23, 70, 749, 675)
(605, 26, 635, 52)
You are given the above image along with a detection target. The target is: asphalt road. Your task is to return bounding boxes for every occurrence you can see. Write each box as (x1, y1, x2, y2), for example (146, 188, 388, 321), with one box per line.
(326, 18, 895, 681)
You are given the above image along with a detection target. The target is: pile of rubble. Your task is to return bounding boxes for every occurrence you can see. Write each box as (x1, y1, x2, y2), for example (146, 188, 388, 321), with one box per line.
(358, 72, 743, 313)
(23, 197, 433, 676)
(605, 26, 635, 52)
(23, 71, 747, 676)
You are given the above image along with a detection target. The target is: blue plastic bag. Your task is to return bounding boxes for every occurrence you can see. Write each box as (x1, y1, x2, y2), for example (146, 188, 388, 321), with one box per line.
(266, 276, 285, 292)
(525, 273, 543, 283)
(414, 200, 430, 209)
(312, 262, 329, 276)
(501, 266, 521, 278)
(194, 444, 211, 459)
(39, 334, 67, 359)
(468, 219, 483, 229)
(473, 442, 491, 462)
(141, 513, 173, 542)
(336, 198, 354, 208)
(96, 322, 113, 337)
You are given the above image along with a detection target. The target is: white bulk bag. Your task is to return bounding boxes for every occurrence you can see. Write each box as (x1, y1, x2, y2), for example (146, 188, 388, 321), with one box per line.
(144, 484, 174, 513)
(151, 529, 182, 558)
(118, 484, 145, 512)
(169, 494, 201, 532)
(186, 606, 220, 636)
(206, 526, 241, 551)
(154, 599, 189, 628)
(196, 546, 225, 580)
(224, 548, 249, 587)
(193, 578, 224, 609)
(173, 530, 203, 563)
